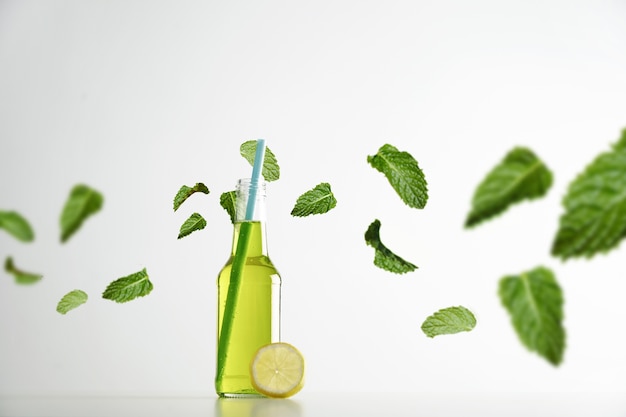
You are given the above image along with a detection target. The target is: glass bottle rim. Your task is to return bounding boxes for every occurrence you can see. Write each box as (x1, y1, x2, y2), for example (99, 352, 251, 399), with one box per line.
(237, 178, 267, 193)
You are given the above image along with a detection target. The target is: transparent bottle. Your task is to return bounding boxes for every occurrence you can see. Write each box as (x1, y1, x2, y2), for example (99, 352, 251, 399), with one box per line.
(215, 178, 281, 397)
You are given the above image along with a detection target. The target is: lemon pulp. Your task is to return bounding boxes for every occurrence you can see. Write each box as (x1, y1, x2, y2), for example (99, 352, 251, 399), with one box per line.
(249, 342, 305, 398)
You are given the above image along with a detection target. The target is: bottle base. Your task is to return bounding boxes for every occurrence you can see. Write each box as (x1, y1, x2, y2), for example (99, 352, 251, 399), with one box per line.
(218, 392, 266, 399)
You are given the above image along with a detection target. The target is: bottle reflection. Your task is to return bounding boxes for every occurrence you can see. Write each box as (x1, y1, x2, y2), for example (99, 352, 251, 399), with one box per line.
(215, 397, 302, 417)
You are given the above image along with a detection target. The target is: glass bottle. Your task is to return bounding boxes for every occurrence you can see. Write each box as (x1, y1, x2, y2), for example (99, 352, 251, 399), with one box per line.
(215, 178, 281, 397)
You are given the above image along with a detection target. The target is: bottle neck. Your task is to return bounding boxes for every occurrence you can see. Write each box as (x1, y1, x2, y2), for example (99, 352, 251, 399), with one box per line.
(230, 221, 269, 256)
(234, 178, 267, 222)
(231, 178, 269, 257)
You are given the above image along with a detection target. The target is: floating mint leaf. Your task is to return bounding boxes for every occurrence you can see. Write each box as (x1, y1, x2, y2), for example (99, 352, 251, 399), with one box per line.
(367, 144, 428, 209)
(220, 191, 237, 224)
(291, 182, 337, 217)
(465, 147, 553, 228)
(102, 268, 153, 303)
(498, 266, 565, 366)
(613, 127, 626, 151)
(0, 210, 34, 242)
(240, 140, 280, 182)
(364, 219, 417, 274)
(552, 130, 626, 259)
(60, 184, 103, 243)
(178, 212, 207, 239)
(56, 290, 88, 314)
(173, 183, 209, 211)
(4, 256, 42, 284)
(421, 306, 477, 338)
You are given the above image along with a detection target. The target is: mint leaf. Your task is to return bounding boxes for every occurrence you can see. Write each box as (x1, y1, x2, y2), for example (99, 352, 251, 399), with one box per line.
(364, 219, 417, 274)
(4, 256, 42, 284)
(421, 306, 477, 338)
(178, 212, 207, 239)
(291, 182, 337, 217)
(498, 266, 565, 366)
(0, 210, 34, 242)
(220, 191, 237, 224)
(173, 183, 209, 211)
(465, 147, 553, 228)
(102, 268, 153, 303)
(613, 127, 626, 151)
(367, 144, 428, 209)
(60, 184, 104, 243)
(552, 131, 626, 259)
(240, 140, 280, 182)
(56, 290, 88, 314)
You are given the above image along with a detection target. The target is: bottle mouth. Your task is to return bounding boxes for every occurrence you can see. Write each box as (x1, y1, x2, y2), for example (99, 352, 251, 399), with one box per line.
(237, 178, 267, 195)
(238, 177, 267, 186)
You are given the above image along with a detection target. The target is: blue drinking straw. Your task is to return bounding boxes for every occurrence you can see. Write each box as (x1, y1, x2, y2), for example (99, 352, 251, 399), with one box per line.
(245, 139, 266, 220)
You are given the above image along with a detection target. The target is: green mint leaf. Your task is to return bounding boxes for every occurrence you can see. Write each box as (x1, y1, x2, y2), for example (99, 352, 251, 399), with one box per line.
(367, 144, 428, 209)
(498, 266, 565, 366)
(364, 219, 417, 274)
(102, 268, 153, 303)
(465, 147, 553, 228)
(612, 128, 626, 151)
(0, 210, 34, 242)
(552, 132, 626, 259)
(56, 290, 88, 314)
(291, 182, 337, 217)
(4, 256, 42, 284)
(220, 191, 237, 224)
(177, 212, 207, 239)
(421, 306, 477, 338)
(240, 140, 280, 182)
(60, 184, 104, 243)
(173, 183, 209, 211)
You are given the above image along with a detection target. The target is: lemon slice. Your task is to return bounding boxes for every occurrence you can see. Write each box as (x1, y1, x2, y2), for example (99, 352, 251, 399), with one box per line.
(250, 342, 305, 398)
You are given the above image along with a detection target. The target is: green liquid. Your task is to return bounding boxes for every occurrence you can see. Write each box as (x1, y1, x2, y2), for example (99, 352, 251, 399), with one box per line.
(216, 221, 281, 397)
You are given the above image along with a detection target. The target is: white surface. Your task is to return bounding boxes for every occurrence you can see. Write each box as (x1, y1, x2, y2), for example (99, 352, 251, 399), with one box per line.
(1, 393, 626, 417)
(1, 0, 626, 398)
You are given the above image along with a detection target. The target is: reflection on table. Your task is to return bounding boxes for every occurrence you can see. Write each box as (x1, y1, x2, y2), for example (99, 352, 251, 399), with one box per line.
(215, 397, 302, 417)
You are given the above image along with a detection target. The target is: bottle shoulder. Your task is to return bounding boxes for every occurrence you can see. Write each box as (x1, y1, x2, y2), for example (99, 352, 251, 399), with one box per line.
(217, 256, 281, 279)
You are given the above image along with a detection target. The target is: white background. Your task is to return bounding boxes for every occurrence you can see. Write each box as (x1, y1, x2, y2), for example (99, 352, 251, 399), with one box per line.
(1, 0, 626, 397)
